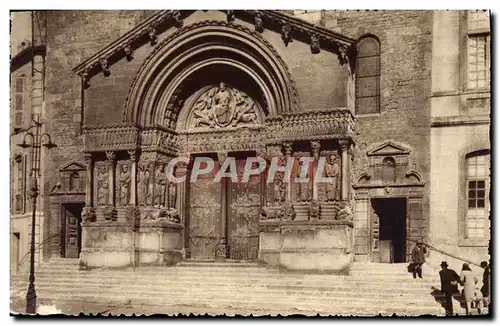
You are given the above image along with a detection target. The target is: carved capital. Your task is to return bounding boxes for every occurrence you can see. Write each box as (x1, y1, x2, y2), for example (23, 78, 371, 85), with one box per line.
(310, 140, 321, 153)
(339, 139, 350, 151)
(128, 150, 137, 161)
(217, 151, 228, 163)
(281, 23, 292, 46)
(105, 151, 115, 162)
(283, 142, 293, 156)
(254, 13, 264, 33)
(84, 152, 92, 163)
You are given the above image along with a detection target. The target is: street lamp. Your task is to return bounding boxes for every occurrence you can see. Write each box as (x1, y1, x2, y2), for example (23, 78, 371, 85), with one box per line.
(15, 114, 56, 314)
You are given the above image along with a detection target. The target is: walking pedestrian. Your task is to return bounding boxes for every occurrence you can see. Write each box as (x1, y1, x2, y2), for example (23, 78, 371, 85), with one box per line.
(439, 261, 460, 316)
(411, 241, 427, 278)
(460, 263, 479, 315)
(480, 261, 490, 313)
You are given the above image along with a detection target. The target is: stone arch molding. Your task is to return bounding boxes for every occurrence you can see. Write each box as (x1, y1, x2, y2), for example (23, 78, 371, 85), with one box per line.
(124, 21, 300, 129)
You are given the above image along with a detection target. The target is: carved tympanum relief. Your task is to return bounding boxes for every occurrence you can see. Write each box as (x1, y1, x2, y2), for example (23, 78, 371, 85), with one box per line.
(188, 82, 261, 130)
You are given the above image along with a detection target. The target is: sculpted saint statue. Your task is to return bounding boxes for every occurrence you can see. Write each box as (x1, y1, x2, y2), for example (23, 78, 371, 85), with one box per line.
(119, 164, 131, 207)
(274, 173, 286, 203)
(138, 163, 150, 206)
(325, 153, 340, 201)
(97, 165, 109, 206)
(168, 181, 177, 209)
(296, 160, 311, 202)
(154, 164, 167, 207)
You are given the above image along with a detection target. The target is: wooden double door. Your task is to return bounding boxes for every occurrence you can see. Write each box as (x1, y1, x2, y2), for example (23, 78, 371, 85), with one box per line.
(61, 203, 84, 258)
(186, 155, 262, 261)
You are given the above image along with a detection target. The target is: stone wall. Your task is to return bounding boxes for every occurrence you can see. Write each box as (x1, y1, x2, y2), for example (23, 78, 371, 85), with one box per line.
(42, 10, 154, 259)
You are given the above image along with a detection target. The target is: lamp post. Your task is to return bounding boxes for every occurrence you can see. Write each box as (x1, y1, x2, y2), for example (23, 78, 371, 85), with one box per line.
(16, 114, 56, 314)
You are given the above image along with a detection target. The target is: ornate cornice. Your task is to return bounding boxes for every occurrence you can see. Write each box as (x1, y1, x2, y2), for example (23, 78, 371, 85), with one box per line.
(83, 124, 139, 152)
(72, 10, 356, 88)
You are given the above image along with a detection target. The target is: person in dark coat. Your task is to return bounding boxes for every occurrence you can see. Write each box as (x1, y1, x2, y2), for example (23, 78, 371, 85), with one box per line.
(439, 261, 460, 316)
(411, 241, 427, 278)
(480, 261, 490, 311)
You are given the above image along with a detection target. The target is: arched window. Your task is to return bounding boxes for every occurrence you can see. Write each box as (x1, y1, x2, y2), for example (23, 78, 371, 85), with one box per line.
(356, 36, 380, 115)
(382, 157, 396, 183)
(465, 150, 490, 239)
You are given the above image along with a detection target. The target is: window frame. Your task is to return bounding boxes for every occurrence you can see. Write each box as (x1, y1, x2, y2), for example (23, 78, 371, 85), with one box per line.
(458, 148, 490, 247)
(355, 35, 381, 116)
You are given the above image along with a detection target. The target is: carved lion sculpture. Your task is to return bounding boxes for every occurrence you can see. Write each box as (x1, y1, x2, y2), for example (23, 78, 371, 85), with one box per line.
(337, 204, 353, 221)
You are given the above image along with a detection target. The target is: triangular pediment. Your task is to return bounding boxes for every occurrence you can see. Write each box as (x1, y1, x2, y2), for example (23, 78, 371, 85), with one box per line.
(73, 10, 356, 82)
(367, 142, 411, 157)
(60, 161, 86, 171)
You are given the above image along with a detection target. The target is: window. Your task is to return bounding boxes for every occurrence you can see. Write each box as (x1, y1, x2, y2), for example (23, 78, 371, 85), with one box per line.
(467, 11, 490, 90)
(465, 151, 490, 239)
(14, 155, 26, 214)
(356, 36, 380, 115)
(13, 76, 25, 131)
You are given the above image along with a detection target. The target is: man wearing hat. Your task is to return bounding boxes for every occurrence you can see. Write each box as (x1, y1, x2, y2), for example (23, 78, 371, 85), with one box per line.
(439, 261, 460, 316)
(411, 241, 427, 278)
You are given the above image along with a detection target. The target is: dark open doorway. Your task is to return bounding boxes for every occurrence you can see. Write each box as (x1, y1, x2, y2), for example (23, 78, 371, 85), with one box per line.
(372, 198, 407, 263)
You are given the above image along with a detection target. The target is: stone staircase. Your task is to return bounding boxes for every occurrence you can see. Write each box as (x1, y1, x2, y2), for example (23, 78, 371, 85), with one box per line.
(10, 258, 453, 316)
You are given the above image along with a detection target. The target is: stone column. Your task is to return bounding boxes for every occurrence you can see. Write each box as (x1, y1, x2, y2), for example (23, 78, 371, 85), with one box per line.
(216, 152, 229, 259)
(105, 151, 116, 206)
(84, 152, 93, 207)
(339, 139, 350, 201)
(128, 150, 137, 206)
(283, 142, 293, 202)
(176, 159, 189, 258)
(310, 140, 321, 201)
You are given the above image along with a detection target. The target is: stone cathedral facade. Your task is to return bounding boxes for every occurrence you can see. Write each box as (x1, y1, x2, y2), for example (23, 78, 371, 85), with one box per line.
(10, 10, 490, 274)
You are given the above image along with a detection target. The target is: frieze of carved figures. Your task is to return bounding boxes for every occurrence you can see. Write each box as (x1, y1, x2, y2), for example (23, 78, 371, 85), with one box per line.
(310, 34, 321, 54)
(117, 162, 131, 207)
(82, 207, 96, 223)
(324, 151, 340, 202)
(154, 163, 167, 208)
(189, 82, 259, 129)
(96, 163, 109, 207)
(281, 23, 292, 46)
(137, 161, 152, 206)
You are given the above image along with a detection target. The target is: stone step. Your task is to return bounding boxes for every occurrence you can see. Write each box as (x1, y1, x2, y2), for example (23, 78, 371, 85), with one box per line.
(10, 292, 444, 316)
(11, 280, 442, 300)
(12, 274, 440, 287)
(11, 288, 444, 311)
(22, 266, 441, 278)
(11, 276, 439, 291)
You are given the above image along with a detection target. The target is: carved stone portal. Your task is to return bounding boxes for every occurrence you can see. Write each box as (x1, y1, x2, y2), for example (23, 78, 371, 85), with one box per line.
(188, 82, 260, 129)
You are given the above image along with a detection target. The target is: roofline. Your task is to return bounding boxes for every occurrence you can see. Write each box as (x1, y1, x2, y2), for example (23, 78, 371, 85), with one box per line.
(72, 10, 357, 78)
